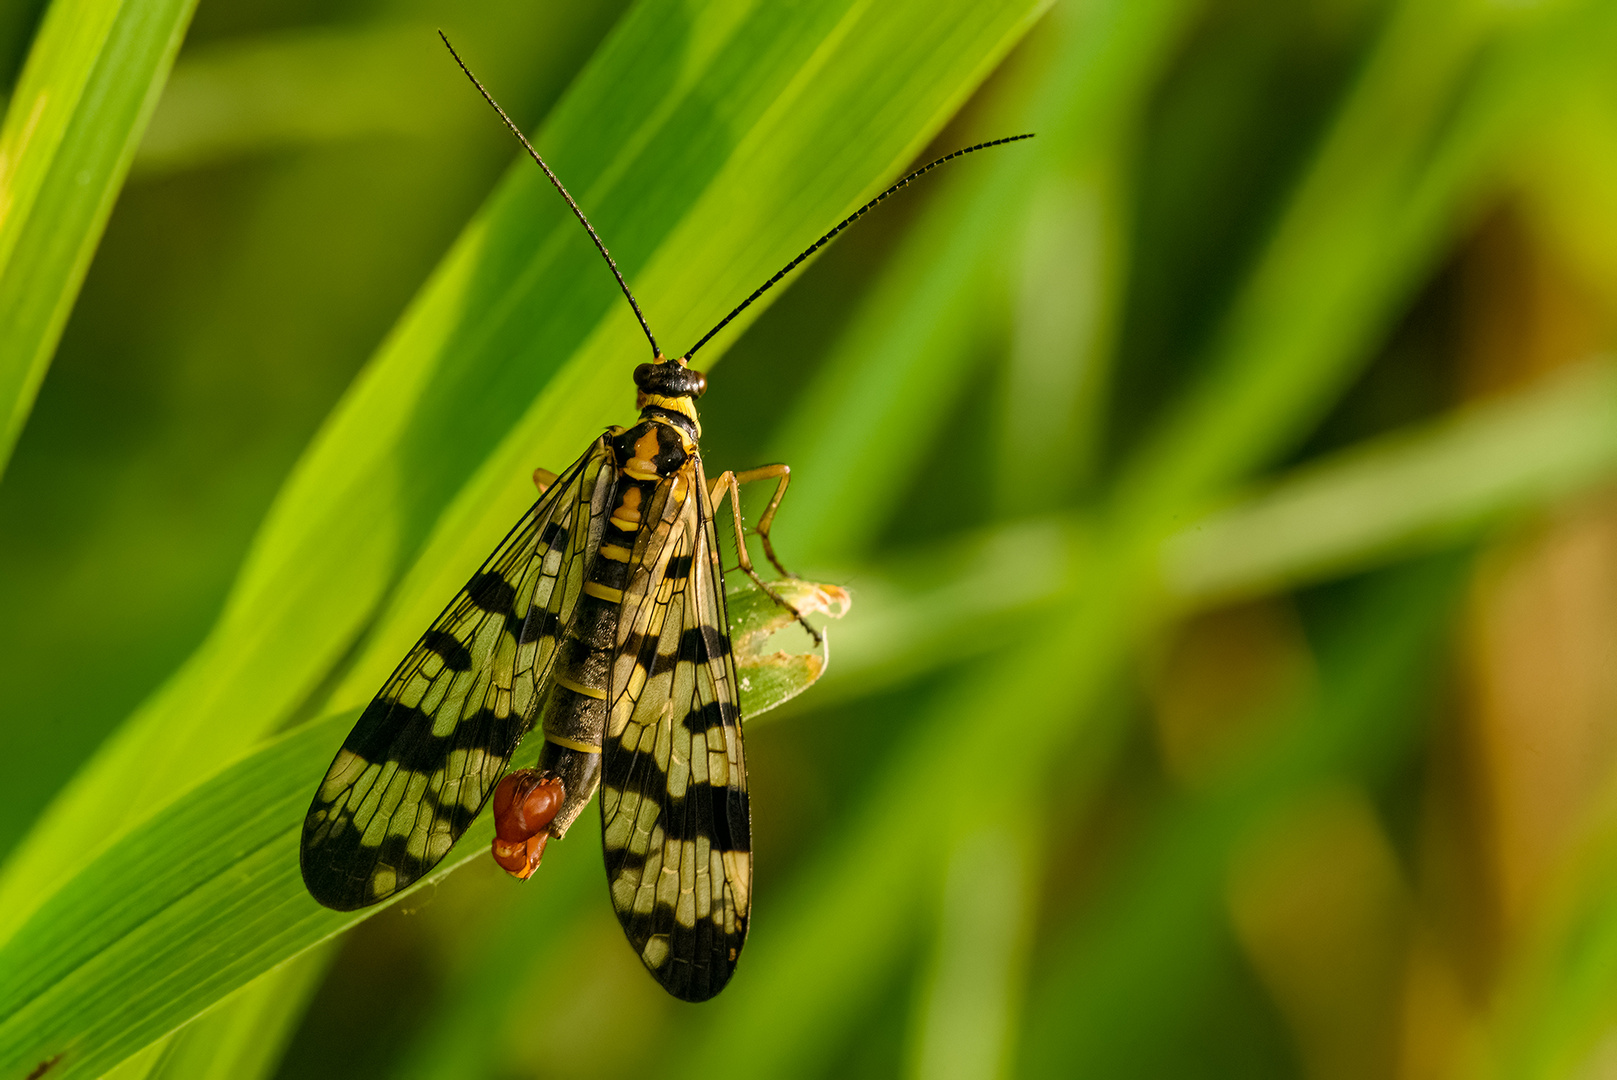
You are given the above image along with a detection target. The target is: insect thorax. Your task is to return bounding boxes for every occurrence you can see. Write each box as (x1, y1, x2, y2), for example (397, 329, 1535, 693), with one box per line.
(612, 417, 695, 479)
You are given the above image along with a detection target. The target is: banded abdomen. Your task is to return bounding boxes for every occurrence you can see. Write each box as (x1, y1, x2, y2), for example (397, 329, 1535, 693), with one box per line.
(490, 420, 692, 879)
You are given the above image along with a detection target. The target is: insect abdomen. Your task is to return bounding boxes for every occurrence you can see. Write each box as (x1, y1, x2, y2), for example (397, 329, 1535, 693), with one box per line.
(537, 574, 619, 836)
(537, 439, 663, 836)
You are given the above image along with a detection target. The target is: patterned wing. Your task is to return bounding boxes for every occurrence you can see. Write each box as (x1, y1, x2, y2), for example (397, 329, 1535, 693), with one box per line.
(601, 456, 750, 1001)
(301, 438, 616, 909)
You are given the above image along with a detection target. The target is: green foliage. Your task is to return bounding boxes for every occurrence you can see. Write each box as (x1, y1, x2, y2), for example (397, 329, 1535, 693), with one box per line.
(0, 0, 199, 476)
(4, 0, 1617, 1077)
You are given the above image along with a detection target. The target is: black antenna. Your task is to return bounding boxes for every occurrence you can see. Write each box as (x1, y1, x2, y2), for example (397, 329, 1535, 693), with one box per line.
(439, 31, 661, 360)
(682, 133, 1035, 361)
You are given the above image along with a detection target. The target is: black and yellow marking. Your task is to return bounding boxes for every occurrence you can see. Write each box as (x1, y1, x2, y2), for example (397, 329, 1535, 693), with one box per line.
(302, 30, 1028, 1003)
(301, 442, 616, 909)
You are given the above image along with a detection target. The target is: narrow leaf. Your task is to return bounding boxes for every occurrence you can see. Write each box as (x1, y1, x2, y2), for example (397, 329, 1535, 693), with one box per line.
(0, 0, 199, 476)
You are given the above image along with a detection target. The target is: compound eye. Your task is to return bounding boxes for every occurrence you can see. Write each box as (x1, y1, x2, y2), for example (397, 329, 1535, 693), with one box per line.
(633, 363, 654, 388)
(690, 370, 707, 398)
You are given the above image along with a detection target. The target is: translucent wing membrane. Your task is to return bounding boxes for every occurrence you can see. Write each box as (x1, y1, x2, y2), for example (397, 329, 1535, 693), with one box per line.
(601, 456, 751, 1001)
(301, 439, 616, 909)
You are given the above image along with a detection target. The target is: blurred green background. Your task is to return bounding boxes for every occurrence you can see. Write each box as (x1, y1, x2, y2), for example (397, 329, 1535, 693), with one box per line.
(5, 0, 1617, 1077)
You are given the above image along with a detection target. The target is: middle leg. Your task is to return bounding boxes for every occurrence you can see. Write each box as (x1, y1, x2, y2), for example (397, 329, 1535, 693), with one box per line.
(710, 470, 822, 646)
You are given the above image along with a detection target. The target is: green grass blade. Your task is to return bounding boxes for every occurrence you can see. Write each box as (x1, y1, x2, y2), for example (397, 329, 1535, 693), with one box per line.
(1493, 841, 1617, 1079)
(826, 351, 1617, 708)
(144, 949, 332, 1080)
(0, 624, 845, 1080)
(0, 0, 1046, 949)
(774, 0, 1194, 563)
(906, 795, 1039, 1080)
(133, 25, 458, 176)
(1165, 359, 1617, 603)
(76, 949, 330, 1080)
(0, 0, 199, 478)
(0, 711, 356, 1080)
(1118, 0, 1617, 525)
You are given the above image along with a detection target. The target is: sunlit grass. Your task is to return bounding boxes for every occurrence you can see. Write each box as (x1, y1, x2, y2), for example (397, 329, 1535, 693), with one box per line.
(2, 0, 1617, 1077)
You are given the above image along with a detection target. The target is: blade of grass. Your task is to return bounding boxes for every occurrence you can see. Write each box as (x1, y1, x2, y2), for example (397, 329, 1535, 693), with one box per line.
(84, 948, 332, 1080)
(1165, 358, 1617, 604)
(1492, 827, 1617, 1080)
(0, 710, 359, 1080)
(773, 0, 1191, 563)
(132, 24, 457, 175)
(144, 948, 332, 1080)
(829, 356, 1617, 709)
(0, 0, 1047, 948)
(905, 796, 1039, 1080)
(0, 625, 829, 1080)
(0, 0, 199, 478)
(1117, 0, 1617, 527)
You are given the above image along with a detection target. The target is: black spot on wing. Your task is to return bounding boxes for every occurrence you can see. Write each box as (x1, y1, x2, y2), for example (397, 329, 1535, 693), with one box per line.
(676, 625, 732, 667)
(603, 763, 750, 854)
(420, 629, 473, 671)
(521, 604, 560, 643)
(320, 699, 523, 813)
(678, 699, 728, 734)
(371, 833, 431, 884)
(468, 571, 517, 614)
(665, 554, 693, 580)
(676, 627, 710, 664)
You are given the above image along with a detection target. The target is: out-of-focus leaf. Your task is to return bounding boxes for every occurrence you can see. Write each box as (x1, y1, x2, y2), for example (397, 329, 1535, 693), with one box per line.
(774, 0, 1186, 563)
(1019, 556, 1467, 1076)
(1165, 359, 1617, 603)
(1118, 0, 1617, 525)
(907, 795, 1039, 1080)
(133, 25, 456, 175)
(0, 0, 1047, 953)
(825, 358, 1617, 706)
(821, 517, 1081, 701)
(0, 0, 199, 477)
(679, 1, 1617, 1075)
(1492, 821, 1617, 1080)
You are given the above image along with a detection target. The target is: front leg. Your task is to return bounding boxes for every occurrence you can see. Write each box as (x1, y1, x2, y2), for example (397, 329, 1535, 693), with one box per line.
(709, 469, 822, 646)
(532, 467, 559, 494)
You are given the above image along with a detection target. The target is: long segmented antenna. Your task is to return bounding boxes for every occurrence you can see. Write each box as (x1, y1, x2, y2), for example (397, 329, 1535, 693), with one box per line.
(439, 31, 661, 360)
(682, 133, 1035, 361)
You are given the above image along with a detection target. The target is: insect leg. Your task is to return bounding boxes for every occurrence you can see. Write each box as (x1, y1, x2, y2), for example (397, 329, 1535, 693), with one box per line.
(710, 470, 823, 646)
(532, 467, 559, 493)
(728, 463, 797, 579)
